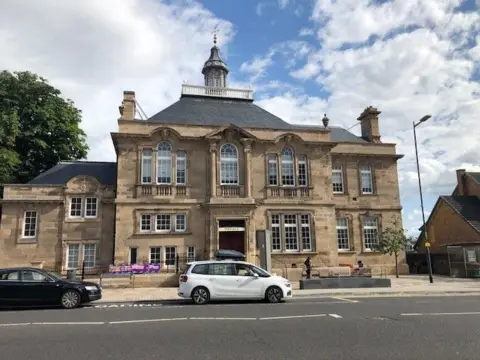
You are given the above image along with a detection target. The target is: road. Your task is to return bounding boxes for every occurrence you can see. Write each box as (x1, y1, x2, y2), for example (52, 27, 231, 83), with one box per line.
(1, 296, 480, 360)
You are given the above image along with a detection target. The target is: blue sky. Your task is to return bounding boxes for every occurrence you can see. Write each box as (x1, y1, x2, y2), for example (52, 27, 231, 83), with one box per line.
(1, 0, 480, 236)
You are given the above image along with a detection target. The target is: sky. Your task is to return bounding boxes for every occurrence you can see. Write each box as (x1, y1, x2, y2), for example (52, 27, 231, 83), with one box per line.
(0, 0, 479, 237)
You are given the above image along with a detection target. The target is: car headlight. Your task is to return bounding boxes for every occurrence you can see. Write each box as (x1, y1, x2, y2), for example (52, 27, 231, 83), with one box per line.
(284, 280, 291, 287)
(85, 286, 98, 291)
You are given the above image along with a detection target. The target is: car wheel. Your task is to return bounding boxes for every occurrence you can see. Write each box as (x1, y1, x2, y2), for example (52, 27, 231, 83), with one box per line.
(265, 286, 283, 304)
(60, 290, 81, 309)
(191, 286, 210, 305)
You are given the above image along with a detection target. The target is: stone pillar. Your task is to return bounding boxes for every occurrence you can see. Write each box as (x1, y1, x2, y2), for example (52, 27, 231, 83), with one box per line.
(244, 142, 252, 198)
(209, 142, 217, 197)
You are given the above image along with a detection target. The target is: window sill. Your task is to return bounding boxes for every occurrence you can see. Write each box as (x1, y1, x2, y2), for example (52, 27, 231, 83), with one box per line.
(17, 238, 37, 244)
(134, 231, 192, 237)
(333, 193, 348, 196)
(65, 218, 100, 223)
(271, 251, 317, 255)
(337, 250, 356, 254)
(360, 250, 382, 254)
(358, 193, 377, 196)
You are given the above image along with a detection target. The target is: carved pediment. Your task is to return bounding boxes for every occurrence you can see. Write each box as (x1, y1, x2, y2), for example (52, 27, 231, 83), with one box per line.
(149, 126, 183, 140)
(274, 132, 306, 145)
(204, 123, 257, 140)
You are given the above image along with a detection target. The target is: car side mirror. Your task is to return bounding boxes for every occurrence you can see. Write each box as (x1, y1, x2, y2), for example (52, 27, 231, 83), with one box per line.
(253, 273, 259, 278)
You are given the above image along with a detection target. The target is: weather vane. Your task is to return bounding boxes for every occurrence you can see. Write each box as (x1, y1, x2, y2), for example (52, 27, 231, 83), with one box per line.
(212, 24, 219, 45)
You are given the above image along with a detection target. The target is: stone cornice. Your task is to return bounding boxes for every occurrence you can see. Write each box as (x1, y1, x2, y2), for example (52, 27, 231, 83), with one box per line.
(0, 198, 65, 204)
(259, 199, 337, 206)
(334, 205, 402, 211)
(331, 152, 404, 159)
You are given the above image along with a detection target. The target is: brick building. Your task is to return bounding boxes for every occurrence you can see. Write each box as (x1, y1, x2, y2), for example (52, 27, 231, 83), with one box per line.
(415, 169, 480, 255)
(0, 41, 405, 276)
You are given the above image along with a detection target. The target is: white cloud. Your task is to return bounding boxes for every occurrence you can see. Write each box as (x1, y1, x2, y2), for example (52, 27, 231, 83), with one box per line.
(0, 0, 234, 161)
(256, 2, 267, 16)
(240, 50, 276, 82)
(278, 0, 289, 9)
(299, 28, 314, 37)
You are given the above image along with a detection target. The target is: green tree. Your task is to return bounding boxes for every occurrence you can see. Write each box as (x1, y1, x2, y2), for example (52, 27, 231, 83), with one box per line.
(0, 70, 89, 185)
(377, 226, 408, 278)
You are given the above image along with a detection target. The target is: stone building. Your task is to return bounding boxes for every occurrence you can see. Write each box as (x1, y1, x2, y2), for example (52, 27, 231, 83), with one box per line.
(0, 40, 405, 275)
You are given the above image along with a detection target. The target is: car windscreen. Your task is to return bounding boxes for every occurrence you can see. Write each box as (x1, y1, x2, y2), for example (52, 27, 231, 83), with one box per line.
(250, 265, 271, 278)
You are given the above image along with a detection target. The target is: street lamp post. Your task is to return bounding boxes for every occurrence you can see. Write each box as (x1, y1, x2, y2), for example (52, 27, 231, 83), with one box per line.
(413, 115, 433, 284)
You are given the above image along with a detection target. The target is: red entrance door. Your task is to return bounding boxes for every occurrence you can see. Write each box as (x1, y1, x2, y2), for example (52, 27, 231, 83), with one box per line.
(219, 232, 245, 254)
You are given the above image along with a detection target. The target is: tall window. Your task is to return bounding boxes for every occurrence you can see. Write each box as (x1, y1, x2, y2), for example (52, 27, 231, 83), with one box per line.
(220, 144, 239, 185)
(67, 244, 80, 269)
(150, 247, 161, 264)
(281, 147, 295, 186)
(83, 244, 96, 268)
(270, 213, 313, 252)
(141, 149, 153, 184)
(175, 214, 187, 232)
(187, 246, 196, 262)
(85, 198, 98, 218)
(157, 142, 172, 184)
(267, 154, 278, 185)
(332, 164, 344, 194)
(214, 76, 220, 87)
(70, 197, 82, 218)
(140, 214, 187, 233)
(165, 247, 177, 266)
(156, 214, 171, 232)
(300, 214, 312, 251)
(298, 156, 308, 186)
(176, 151, 187, 185)
(271, 214, 281, 251)
(363, 216, 379, 250)
(23, 211, 38, 238)
(336, 218, 350, 250)
(360, 166, 373, 194)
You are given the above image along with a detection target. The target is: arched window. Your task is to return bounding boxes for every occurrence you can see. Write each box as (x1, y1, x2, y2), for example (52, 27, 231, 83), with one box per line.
(281, 147, 295, 186)
(157, 141, 172, 184)
(220, 144, 239, 185)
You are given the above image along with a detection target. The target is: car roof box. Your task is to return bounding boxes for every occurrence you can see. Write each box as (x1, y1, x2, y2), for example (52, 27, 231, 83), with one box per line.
(215, 249, 246, 261)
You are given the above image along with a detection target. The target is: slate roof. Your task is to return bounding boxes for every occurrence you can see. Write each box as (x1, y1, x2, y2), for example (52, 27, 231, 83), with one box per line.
(146, 96, 366, 143)
(440, 195, 480, 233)
(467, 172, 480, 184)
(28, 161, 117, 186)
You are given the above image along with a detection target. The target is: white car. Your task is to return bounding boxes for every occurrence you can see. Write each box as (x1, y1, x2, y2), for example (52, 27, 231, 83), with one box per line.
(178, 260, 292, 305)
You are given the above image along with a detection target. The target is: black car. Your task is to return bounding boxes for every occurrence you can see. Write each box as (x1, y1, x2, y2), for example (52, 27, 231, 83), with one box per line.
(0, 267, 102, 309)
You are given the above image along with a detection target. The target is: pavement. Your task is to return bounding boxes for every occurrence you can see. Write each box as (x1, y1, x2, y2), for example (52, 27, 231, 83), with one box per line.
(1, 295, 480, 359)
(97, 275, 480, 303)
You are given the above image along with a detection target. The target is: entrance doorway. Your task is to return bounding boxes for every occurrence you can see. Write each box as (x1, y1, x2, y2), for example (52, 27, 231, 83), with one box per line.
(218, 219, 246, 254)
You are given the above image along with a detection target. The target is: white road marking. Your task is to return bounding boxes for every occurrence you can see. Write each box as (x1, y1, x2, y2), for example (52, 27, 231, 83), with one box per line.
(259, 314, 326, 320)
(109, 318, 188, 324)
(328, 313, 343, 318)
(401, 312, 480, 317)
(330, 297, 359, 303)
(31, 322, 105, 325)
(0, 323, 31, 327)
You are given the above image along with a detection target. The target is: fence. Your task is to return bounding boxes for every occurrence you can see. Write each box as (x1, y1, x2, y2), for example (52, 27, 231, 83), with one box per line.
(43, 250, 212, 281)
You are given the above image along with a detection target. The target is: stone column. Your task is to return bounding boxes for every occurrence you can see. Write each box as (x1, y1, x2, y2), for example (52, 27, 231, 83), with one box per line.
(244, 142, 252, 198)
(209, 142, 217, 197)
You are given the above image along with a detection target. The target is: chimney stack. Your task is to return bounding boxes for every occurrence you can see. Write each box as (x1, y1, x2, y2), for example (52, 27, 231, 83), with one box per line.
(456, 169, 466, 195)
(357, 106, 381, 143)
(118, 91, 136, 121)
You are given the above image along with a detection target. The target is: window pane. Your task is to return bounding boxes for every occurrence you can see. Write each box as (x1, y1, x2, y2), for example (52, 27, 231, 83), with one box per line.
(220, 144, 238, 185)
(67, 244, 80, 269)
(271, 214, 281, 251)
(85, 198, 97, 218)
(150, 247, 161, 264)
(141, 215, 151, 231)
(23, 211, 37, 238)
(142, 149, 152, 184)
(176, 151, 187, 184)
(300, 214, 312, 251)
(21, 270, 47, 282)
(187, 246, 196, 262)
(360, 166, 373, 194)
(268, 154, 278, 185)
(70, 198, 82, 217)
(192, 264, 208, 274)
(298, 157, 308, 186)
(332, 165, 344, 193)
(336, 218, 349, 250)
(284, 214, 298, 251)
(156, 214, 171, 232)
(175, 214, 186, 232)
(83, 244, 96, 268)
(157, 142, 172, 184)
(363, 216, 379, 250)
(209, 263, 235, 275)
(165, 247, 176, 266)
